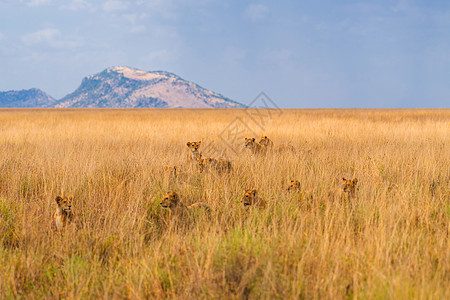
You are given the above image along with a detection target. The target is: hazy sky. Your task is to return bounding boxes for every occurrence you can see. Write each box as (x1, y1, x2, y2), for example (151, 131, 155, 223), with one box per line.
(0, 0, 449, 108)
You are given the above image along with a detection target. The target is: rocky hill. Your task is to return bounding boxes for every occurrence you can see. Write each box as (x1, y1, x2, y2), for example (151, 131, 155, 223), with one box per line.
(0, 88, 56, 108)
(54, 67, 244, 108)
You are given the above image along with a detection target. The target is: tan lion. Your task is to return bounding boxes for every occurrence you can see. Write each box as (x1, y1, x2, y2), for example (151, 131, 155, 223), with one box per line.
(258, 136, 274, 148)
(329, 178, 359, 200)
(197, 157, 231, 174)
(287, 180, 301, 193)
(160, 192, 210, 217)
(244, 138, 266, 154)
(186, 141, 202, 161)
(342, 178, 358, 198)
(54, 195, 74, 230)
(241, 189, 267, 208)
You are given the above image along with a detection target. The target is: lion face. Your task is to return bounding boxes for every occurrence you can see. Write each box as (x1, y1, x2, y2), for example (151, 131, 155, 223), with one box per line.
(287, 180, 301, 192)
(186, 141, 201, 153)
(55, 195, 73, 214)
(160, 192, 180, 209)
(241, 189, 258, 207)
(342, 178, 358, 194)
(244, 138, 256, 149)
(259, 136, 273, 147)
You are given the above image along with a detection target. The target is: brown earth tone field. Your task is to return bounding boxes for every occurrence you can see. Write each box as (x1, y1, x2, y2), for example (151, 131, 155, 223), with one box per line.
(0, 109, 449, 299)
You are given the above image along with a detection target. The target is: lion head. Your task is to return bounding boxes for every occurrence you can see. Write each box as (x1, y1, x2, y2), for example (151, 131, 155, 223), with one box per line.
(186, 141, 201, 153)
(241, 189, 266, 207)
(244, 138, 256, 149)
(342, 178, 358, 194)
(55, 195, 73, 215)
(259, 136, 273, 147)
(160, 192, 180, 209)
(287, 180, 301, 192)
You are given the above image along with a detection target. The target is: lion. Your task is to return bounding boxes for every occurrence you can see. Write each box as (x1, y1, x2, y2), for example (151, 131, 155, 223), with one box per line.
(287, 180, 301, 193)
(275, 144, 296, 153)
(197, 157, 231, 174)
(186, 141, 202, 161)
(342, 178, 358, 198)
(258, 136, 295, 153)
(244, 138, 266, 154)
(287, 180, 313, 203)
(258, 136, 274, 148)
(54, 195, 74, 230)
(160, 192, 210, 217)
(329, 178, 359, 199)
(241, 189, 267, 208)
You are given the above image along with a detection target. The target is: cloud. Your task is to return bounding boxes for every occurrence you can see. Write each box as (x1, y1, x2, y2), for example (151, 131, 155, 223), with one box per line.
(27, 0, 51, 6)
(21, 28, 83, 49)
(21, 28, 60, 45)
(102, 0, 127, 12)
(60, 0, 92, 11)
(0, 32, 3, 41)
(245, 4, 269, 21)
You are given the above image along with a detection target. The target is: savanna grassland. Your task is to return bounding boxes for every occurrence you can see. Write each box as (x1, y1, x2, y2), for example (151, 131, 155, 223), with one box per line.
(0, 109, 448, 299)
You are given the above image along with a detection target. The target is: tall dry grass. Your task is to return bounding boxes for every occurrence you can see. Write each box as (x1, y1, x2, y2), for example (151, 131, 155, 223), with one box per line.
(0, 109, 448, 299)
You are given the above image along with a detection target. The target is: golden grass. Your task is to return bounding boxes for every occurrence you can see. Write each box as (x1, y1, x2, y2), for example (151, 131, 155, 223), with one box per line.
(0, 108, 448, 299)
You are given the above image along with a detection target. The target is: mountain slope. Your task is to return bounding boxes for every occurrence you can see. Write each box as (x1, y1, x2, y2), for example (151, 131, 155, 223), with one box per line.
(0, 88, 56, 108)
(54, 67, 244, 108)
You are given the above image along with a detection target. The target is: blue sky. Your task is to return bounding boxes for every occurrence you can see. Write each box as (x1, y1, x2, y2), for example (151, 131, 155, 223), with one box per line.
(0, 0, 449, 108)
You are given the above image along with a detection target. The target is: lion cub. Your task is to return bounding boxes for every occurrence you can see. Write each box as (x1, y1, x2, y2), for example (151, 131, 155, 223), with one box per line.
(329, 178, 358, 199)
(197, 157, 232, 174)
(244, 138, 266, 154)
(160, 192, 210, 217)
(54, 195, 74, 230)
(258, 136, 274, 148)
(186, 141, 202, 161)
(342, 178, 358, 198)
(287, 180, 301, 193)
(241, 189, 267, 208)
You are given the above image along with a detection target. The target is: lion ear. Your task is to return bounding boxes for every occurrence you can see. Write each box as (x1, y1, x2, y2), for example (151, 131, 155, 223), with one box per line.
(198, 141, 201, 145)
(55, 196, 63, 204)
(252, 138, 255, 142)
(352, 178, 358, 184)
(252, 190, 257, 196)
(68, 196, 73, 201)
(342, 178, 346, 182)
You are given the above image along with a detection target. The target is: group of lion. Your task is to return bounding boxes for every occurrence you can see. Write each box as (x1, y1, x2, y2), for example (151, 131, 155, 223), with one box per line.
(54, 136, 358, 229)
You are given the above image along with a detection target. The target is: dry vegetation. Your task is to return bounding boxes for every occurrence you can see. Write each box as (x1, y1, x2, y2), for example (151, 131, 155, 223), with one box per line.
(0, 108, 449, 299)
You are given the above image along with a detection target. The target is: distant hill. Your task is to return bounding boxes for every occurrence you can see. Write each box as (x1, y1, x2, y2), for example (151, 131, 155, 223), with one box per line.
(54, 66, 244, 108)
(0, 67, 244, 108)
(0, 88, 56, 108)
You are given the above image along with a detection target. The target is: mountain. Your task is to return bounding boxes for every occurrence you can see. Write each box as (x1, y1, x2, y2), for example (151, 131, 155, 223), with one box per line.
(0, 88, 56, 108)
(54, 67, 244, 108)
